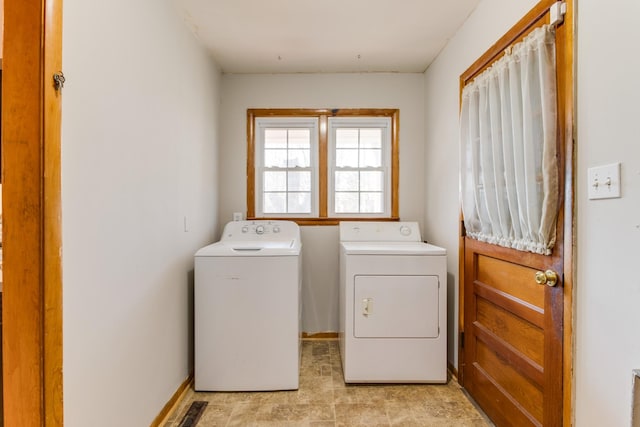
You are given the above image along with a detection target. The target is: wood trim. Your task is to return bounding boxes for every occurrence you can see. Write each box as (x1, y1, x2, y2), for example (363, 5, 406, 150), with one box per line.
(390, 109, 400, 219)
(248, 108, 397, 118)
(318, 114, 328, 217)
(559, 1, 576, 425)
(150, 375, 194, 427)
(3, 0, 64, 424)
(460, 0, 557, 85)
(246, 110, 256, 218)
(244, 217, 400, 226)
(246, 108, 399, 224)
(457, 215, 465, 385)
(301, 332, 339, 340)
(43, 0, 64, 424)
(447, 362, 458, 380)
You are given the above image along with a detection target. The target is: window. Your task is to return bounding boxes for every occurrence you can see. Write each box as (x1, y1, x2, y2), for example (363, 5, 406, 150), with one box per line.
(254, 118, 319, 217)
(247, 109, 399, 225)
(329, 117, 391, 217)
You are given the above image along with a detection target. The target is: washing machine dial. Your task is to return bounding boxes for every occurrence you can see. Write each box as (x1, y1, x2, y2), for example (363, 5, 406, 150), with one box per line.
(241, 225, 249, 233)
(273, 225, 280, 233)
(255, 225, 265, 235)
(400, 225, 412, 236)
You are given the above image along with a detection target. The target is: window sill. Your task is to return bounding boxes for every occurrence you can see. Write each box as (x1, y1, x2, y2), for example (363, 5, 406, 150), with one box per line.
(247, 216, 400, 226)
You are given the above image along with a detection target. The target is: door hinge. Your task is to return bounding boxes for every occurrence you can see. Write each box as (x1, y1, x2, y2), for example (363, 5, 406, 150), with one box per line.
(460, 331, 465, 349)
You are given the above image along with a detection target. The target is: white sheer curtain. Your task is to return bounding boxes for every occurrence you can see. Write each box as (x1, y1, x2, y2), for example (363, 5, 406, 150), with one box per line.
(460, 25, 558, 255)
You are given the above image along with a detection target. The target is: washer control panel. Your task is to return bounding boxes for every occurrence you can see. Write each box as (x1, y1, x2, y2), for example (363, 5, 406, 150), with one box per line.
(223, 220, 298, 241)
(339, 221, 422, 242)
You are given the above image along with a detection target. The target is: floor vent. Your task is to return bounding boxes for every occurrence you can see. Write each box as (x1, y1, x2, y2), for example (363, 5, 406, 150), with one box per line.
(178, 400, 208, 427)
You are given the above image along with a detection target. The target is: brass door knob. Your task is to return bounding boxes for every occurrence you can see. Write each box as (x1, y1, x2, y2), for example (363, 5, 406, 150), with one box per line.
(535, 270, 559, 287)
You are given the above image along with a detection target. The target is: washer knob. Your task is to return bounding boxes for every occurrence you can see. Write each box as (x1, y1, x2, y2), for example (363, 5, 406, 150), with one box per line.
(255, 225, 265, 235)
(273, 225, 280, 233)
(400, 225, 412, 236)
(241, 226, 249, 233)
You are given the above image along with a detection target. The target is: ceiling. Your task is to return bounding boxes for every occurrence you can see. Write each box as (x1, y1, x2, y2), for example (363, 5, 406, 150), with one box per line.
(175, 0, 481, 74)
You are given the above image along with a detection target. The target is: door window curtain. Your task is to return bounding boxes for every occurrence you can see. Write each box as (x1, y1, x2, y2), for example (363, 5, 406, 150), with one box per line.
(460, 25, 558, 255)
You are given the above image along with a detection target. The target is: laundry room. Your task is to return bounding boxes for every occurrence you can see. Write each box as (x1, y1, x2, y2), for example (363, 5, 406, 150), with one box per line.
(4, 0, 640, 426)
(218, 74, 429, 336)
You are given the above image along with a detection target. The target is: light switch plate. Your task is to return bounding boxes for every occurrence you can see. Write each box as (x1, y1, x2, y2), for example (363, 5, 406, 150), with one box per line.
(587, 162, 621, 200)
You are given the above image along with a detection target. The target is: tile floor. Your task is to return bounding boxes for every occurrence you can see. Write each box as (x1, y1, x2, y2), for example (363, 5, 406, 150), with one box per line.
(165, 340, 492, 427)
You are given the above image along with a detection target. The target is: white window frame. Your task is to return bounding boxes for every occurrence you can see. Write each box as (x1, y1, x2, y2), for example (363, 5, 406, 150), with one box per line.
(254, 117, 319, 218)
(328, 117, 392, 218)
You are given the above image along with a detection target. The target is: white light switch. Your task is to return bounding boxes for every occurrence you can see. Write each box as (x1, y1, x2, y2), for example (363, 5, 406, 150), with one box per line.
(588, 162, 621, 200)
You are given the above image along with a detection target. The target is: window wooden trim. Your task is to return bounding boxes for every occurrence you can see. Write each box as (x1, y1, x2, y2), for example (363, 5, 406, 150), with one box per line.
(247, 108, 400, 225)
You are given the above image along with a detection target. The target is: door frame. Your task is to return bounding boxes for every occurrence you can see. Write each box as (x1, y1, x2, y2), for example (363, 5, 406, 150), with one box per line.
(457, 0, 575, 425)
(2, 0, 64, 425)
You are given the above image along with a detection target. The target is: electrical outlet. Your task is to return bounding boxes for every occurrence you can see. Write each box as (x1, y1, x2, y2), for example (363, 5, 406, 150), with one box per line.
(233, 212, 243, 221)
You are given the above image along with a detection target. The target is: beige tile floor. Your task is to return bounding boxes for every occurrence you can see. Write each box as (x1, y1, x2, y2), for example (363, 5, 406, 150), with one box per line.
(165, 340, 492, 427)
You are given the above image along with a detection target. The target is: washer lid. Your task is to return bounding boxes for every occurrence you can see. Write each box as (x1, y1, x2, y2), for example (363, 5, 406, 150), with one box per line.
(341, 241, 446, 255)
(195, 240, 301, 257)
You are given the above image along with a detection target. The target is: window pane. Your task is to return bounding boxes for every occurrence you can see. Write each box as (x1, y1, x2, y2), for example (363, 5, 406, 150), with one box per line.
(288, 192, 311, 213)
(336, 129, 359, 148)
(335, 171, 359, 191)
(359, 149, 382, 167)
(360, 128, 382, 148)
(288, 171, 310, 191)
(360, 192, 383, 213)
(265, 149, 287, 167)
(264, 129, 287, 149)
(336, 149, 358, 167)
(288, 149, 310, 168)
(263, 192, 286, 213)
(335, 192, 359, 213)
(360, 171, 383, 191)
(288, 129, 310, 149)
(264, 171, 287, 191)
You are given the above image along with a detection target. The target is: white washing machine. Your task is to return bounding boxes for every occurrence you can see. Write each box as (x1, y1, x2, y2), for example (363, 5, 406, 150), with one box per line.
(339, 221, 447, 383)
(194, 220, 302, 391)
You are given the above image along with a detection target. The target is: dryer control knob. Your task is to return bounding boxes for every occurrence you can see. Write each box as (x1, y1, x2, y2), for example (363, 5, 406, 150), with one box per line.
(256, 225, 265, 235)
(400, 225, 412, 236)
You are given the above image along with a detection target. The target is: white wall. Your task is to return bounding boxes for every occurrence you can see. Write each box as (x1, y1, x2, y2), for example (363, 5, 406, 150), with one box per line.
(575, 0, 640, 425)
(425, 0, 640, 425)
(220, 73, 425, 332)
(61, 0, 221, 425)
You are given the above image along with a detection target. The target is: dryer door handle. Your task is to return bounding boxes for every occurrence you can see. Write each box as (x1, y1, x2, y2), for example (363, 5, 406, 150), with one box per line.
(362, 298, 373, 316)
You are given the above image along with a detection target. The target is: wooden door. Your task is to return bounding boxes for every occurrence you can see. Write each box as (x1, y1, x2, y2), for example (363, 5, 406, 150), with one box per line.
(459, 1, 574, 426)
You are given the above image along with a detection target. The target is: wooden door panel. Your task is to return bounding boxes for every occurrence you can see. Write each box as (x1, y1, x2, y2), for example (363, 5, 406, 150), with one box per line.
(476, 254, 545, 308)
(470, 363, 541, 427)
(476, 298, 544, 365)
(476, 339, 543, 421)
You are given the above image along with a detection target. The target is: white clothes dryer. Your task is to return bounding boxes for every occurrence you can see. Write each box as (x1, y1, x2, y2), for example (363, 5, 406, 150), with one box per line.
(339, 221, 447, 383)
(194, 220, 302, 391)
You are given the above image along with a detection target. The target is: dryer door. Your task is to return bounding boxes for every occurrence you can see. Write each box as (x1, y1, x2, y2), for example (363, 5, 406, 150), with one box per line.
(353, 275, 439, 338)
